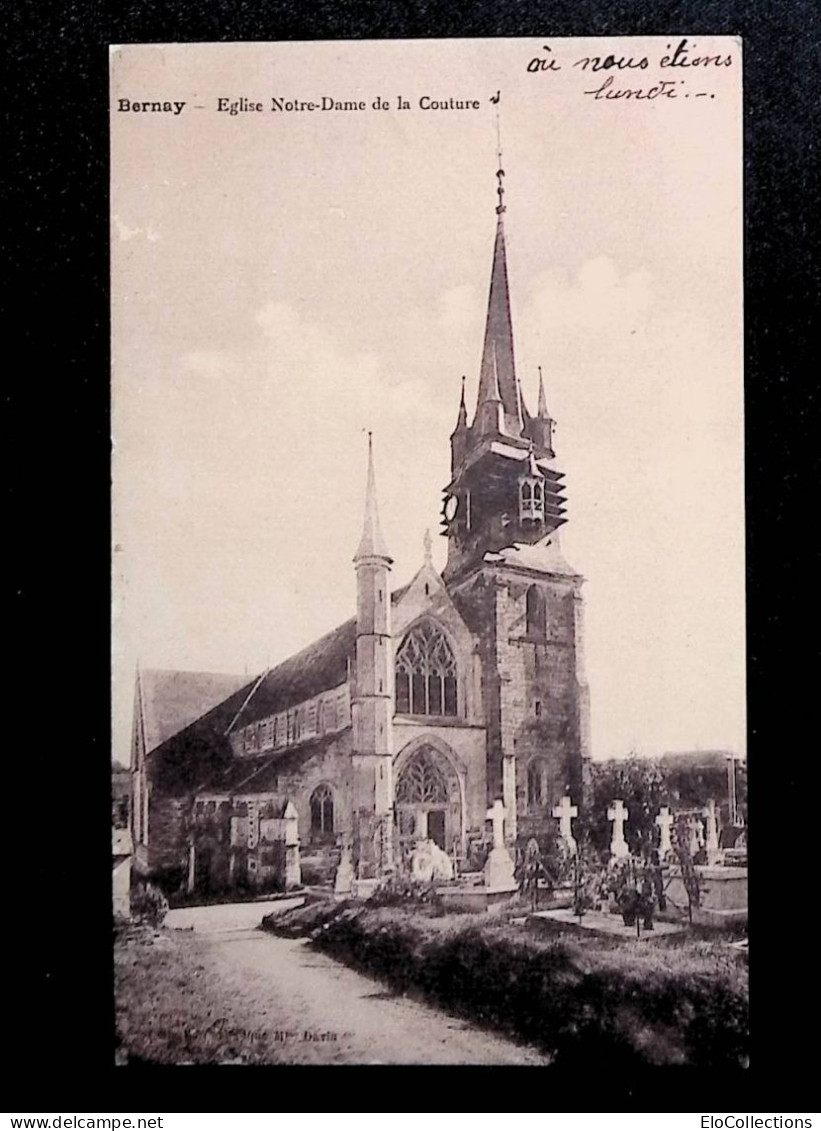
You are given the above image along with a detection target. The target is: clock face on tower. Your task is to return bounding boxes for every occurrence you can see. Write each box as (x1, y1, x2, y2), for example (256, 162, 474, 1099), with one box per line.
(443, 494, 459, 523)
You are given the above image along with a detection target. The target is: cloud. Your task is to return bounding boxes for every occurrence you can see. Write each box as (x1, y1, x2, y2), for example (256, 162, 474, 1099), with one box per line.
(113, 214, 159, 243)
(527, 256, 654, 338)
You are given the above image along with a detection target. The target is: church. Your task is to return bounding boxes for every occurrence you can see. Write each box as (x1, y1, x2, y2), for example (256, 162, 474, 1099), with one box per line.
(130, 164, 592, 894)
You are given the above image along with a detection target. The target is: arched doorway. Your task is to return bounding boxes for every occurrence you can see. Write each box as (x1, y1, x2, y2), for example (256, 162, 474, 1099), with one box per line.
(394, 743, 462, 857)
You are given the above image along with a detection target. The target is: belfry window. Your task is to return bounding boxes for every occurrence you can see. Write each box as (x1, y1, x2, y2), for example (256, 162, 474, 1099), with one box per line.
(519, 476, 545, 522)
(395, 622, 458, 717)
(310, 784, 334, 840)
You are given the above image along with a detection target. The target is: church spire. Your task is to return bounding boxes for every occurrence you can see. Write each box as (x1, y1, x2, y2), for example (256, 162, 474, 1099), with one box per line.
(354, 433, 392, 563)
(478, 343, 504, 436)
(473, 157, 520, 436)
(537, 365, 550, 419)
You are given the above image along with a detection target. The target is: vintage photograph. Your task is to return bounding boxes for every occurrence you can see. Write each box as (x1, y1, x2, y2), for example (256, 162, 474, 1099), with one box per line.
(111, 37, 746, 1066)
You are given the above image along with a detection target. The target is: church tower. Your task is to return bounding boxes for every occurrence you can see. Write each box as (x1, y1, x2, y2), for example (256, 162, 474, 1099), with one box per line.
(442, 166, 566, 580)
(442, 161, 590, 842)
(351, 434, 395, 877)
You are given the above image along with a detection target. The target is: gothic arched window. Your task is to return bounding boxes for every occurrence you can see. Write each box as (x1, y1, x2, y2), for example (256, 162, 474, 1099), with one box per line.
(527, 758, 551, 809)
(310, 783, 334, 840)
(395, 749, 450, 804)
(395, 623, 458, 717)
(526, 585, 547, 638)
(395, 619, 459, 714)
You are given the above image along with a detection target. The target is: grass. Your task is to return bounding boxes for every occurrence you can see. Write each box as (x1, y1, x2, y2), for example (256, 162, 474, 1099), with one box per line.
(262, 898, 749, 1067)
(114, 923, 279, 1064)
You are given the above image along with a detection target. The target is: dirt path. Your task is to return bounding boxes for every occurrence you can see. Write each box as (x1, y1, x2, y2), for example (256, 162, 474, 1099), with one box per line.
(118, 902, 548, 1065)
(193, 928, 548, 1065)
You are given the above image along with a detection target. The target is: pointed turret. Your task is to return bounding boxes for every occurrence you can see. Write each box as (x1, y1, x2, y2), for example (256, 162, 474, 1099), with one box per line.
(537, 366, 550, 419)
(529, 365, 556, 457)
(355, 433, 392, 563)
(450, 376, 469, 472)
(454, 376, 468, 431)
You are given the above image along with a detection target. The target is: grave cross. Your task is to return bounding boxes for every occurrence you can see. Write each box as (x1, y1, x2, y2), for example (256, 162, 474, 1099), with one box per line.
(486, 799, 507, 848)
(655, 806, 674, 856)
(552, 795, 578, 854)
(607, 798, 629, 859)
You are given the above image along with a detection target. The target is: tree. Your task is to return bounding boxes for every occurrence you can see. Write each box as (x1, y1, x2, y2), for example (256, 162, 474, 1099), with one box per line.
(577, 755, 672, 858)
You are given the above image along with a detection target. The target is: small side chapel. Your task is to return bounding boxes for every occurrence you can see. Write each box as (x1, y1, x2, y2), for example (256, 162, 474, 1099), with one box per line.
(130, 164, 592, 894)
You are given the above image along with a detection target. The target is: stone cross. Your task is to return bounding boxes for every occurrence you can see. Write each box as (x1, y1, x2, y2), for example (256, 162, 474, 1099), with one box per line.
(484, 799, 517, 893)
(552, 795, 578, 855)
(703, 799, 721, 863)
(607, 799, 629, 859)
(486, 799, 507, 849)
(655, 806, 674, 856)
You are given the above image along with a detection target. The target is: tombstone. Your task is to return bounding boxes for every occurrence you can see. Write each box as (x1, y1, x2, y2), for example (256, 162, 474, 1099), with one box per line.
(703, 799, 721, 864)
(411, 838, 435, 883)
(502, 755, 518, 844)
(429, 840, 454, 881)
(282, 800, 301, 890)
(552, 795, 578, 856)
(334, 839, 354, 895)
(483, 799, 517, 892)
(687, 816, 703, 857)
(607, 799, 629, 860)
(655, 806, 674, 857)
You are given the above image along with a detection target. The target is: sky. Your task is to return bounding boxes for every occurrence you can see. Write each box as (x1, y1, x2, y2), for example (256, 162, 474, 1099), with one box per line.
(111, 37, 744, 766)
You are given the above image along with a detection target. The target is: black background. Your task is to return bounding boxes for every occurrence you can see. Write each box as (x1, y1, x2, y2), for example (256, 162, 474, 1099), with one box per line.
(6, 0, 818, 1110)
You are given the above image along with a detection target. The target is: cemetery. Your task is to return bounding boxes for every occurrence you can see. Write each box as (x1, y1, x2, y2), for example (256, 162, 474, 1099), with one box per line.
(119, 743, 748, 1065)
(247, 758, 748, 1066)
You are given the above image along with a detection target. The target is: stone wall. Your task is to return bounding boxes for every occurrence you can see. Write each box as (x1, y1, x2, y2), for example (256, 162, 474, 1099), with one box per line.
(141, 794, 189, 878)
(275, 729, 355, 849)
(450, 565, 585, 840)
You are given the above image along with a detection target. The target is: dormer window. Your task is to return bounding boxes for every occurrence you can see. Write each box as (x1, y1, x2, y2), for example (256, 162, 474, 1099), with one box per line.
(519, 475, 545, 522)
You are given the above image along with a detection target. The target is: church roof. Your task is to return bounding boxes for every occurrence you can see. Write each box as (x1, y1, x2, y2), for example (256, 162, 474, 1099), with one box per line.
(138, 668, 250, 755)
(231, 580, 415, 728)
(200, 735, 345, 795)
(483, 532, 580, 579)
(237, 618, 358, 727)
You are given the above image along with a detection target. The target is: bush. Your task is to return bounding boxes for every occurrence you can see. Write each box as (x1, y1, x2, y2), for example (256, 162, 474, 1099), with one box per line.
(287, 903, 748, 1067)
(131, 882, 169, 927)
(145, 864, 187, 899)
(367, 875, 443, 911)
(261, 897, 357, 938)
